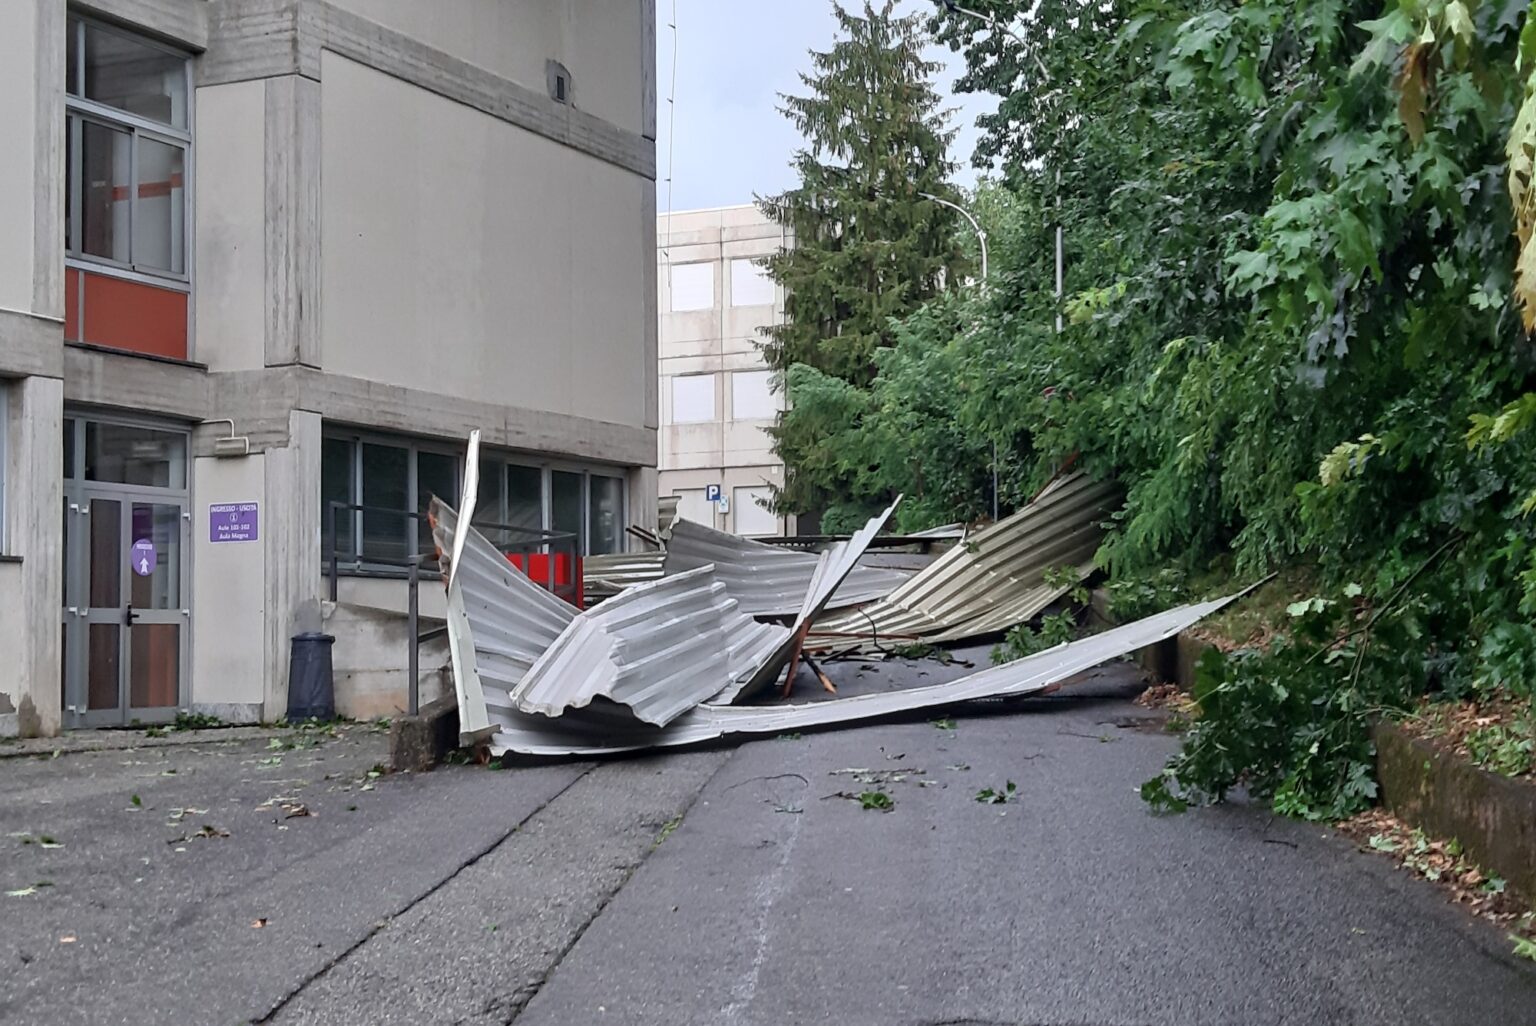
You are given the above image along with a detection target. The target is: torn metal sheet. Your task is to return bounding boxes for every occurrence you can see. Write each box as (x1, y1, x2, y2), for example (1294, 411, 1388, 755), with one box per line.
(510, 566, 791, 727)
(716, 498, 901, 704)
(663, 517, 910, 617)
(433, 431, 578, 742)
(809, 473, 1119, 653)
(469, 591, 1245, 757)
(583, 551, 666, 602)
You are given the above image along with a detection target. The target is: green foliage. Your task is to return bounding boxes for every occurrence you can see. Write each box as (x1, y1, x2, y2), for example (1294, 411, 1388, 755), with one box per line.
(974, 781, 1019, 804)
(990, 611, 1078, 665)
(872, 0, 1536, 819)
(1465, 717, 1536, 776)
(858, 790, 895, 811)
(760, 1, 969, 515)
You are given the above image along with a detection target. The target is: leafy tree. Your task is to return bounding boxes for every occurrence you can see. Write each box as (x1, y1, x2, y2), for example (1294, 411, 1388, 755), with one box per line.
(760, 0, 969, 520)
(812, 0, 1536, 818)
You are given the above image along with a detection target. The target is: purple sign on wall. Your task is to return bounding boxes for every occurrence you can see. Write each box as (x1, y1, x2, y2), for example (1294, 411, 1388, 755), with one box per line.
(210, 502, 259, 543)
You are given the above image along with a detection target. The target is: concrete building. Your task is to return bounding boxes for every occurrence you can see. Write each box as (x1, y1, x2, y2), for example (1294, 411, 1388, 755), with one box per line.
(657, 205, 792, 537)
(0, 0, 659, 736)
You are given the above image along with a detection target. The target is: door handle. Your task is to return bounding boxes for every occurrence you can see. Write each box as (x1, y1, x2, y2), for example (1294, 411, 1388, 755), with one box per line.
(125, 604, 140, 626)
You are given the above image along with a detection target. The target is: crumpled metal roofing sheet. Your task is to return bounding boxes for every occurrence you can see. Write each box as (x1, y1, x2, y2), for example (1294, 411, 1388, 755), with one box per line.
(809, 473, 1120, 652)
(583, 551, 666, 601)
(717, 498, 901, 703)
(466, 591, 1244, 756)
(510, 566, 790, 727)
(662, 517, 910, 617)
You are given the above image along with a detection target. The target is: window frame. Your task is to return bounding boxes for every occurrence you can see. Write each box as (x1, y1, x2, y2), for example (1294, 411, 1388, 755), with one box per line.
(321, 428, 628, 564)
(670, 373, 717, 424)
(0, 382, 8, 554)
(65, 14, 194, 345)
(729, 258, 775, 307)
(730, 369, 777, 421)
(667, 261, 715, 312)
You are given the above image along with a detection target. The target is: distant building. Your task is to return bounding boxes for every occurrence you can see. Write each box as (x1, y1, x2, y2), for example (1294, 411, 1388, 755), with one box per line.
(0, 0, 659, 736)
(657, 205, 794, 537)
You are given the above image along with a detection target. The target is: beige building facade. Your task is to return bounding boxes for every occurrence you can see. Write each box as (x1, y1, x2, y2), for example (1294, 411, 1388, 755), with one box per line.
(0, 0, 658, 736)
(657, 205, 792, 537)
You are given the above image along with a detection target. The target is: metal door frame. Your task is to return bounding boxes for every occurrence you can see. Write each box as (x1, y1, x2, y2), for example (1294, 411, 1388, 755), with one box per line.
(61, 415, 191, 729)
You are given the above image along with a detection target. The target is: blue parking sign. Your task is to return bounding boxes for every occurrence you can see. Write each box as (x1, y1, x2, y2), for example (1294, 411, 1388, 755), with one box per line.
(705, 484, 722, 503)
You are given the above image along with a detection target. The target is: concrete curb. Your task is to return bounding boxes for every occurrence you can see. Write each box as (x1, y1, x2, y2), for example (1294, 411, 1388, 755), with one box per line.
(388, 695, 461, 772)
(1374, 721, 1536, 905)
(1089, 588, 1215, 690)
(0, 725, 283, 760)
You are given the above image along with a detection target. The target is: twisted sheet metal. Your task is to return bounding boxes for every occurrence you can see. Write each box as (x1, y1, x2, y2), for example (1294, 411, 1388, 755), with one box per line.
(583, 551, 667, 602)
(809, 474, 1120, 652)
(510, 566, 790, 727)
(717, 498, 901, 703)
(466, 591, 1246, 757)
(663, 518, 910, 617)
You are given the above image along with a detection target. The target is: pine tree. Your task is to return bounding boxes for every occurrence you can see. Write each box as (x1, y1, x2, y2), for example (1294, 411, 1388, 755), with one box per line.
(759, 0, 965, 520)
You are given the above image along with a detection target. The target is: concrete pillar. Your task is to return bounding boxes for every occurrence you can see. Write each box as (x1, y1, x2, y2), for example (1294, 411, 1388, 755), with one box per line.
(0, 376, 63, 737)
(629, 464, 659, 546)
(189, 449, 268, 723)
(261, 409, 323, 721)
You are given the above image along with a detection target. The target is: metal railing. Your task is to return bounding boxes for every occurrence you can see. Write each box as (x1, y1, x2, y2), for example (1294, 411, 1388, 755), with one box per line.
(323, 501, 578, 715)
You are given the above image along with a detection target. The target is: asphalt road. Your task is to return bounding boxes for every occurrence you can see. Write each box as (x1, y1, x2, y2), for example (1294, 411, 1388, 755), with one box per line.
(4, 661, 1536, 1025)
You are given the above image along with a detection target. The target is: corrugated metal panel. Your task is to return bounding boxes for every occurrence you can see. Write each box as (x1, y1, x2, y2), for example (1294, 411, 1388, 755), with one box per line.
(809, 474, 1120, 652)
(510, 566, 790, 727)
(719, 498, 901, 703)
(663, 517, 909, 617)
(583, 552, 666, 601)
(469, 591, 1245, 756)
(432, 430, 578, 741)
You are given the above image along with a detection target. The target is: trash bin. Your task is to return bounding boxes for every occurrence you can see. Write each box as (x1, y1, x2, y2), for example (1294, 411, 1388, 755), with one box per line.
(286, 632, 336, 722)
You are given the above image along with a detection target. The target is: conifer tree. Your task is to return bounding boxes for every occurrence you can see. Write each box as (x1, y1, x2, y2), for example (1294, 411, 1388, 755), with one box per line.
(760, 0, 965, 520)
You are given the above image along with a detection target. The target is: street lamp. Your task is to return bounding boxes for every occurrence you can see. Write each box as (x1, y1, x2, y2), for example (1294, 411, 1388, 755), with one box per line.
(936, 1, 1063, 330)
(920, 191, 988, 284)
(920, 191, 999, 521)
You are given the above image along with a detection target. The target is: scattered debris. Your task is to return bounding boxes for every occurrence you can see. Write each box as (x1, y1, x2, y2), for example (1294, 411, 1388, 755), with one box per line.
(975, 782, 1019, 805)
(251, 918, 268, 929)
(434, 431, 1249, 758)
(930, 718, 957, 731)
(168, 824, 229, 843)
(1338, 808, 1534, 956)
(58, 934, 76, 944)
(808, 474, 1119, 653)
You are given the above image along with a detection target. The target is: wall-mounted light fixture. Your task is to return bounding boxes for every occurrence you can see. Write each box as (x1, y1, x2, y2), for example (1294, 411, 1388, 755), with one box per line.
(206, 418, 250, 458)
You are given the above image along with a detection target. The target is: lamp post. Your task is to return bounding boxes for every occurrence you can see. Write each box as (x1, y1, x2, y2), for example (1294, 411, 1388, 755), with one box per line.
(921, 191, 999, 521)
(920, 191, 987, 285)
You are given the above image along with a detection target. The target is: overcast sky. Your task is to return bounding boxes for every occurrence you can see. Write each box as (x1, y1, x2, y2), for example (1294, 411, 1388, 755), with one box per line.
(654, 0, 998, 213)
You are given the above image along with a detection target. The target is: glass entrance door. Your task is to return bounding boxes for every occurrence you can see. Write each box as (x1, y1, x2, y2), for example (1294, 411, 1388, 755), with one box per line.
(62, 417, 190, 728)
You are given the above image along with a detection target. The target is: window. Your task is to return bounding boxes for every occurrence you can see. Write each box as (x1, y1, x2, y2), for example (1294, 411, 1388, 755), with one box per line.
(65, 16, 191, 359)
(733, 487, 779, 537)
(82, 421, 186, 488)
(546, 60, 572, 104)
(323, 430, 628, 561)
(731, 370, 777, 421)
(730, 259, 775, 307)
(671, 375, 716, 424)
(668, 262, 714, 311)
(673, 489, 712, 526)
(551, 471, 584, 553)
(0, 384, 7, 553)
(322, 433, 461, 564)
(589, 475, 625, 555)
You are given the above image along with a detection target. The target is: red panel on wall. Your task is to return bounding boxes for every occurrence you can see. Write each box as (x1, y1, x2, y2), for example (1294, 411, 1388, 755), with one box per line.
(79, 271, 188, 360)
(64, 267, 80, 342)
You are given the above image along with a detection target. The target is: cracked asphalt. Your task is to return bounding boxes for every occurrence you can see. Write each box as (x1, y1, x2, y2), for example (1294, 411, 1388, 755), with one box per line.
(4, 658, 1536, 1026)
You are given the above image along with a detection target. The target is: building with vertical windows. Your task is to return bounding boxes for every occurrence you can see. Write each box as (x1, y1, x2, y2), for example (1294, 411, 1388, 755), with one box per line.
(0, 1, 659, 737)
(657, 205, 793, 537)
